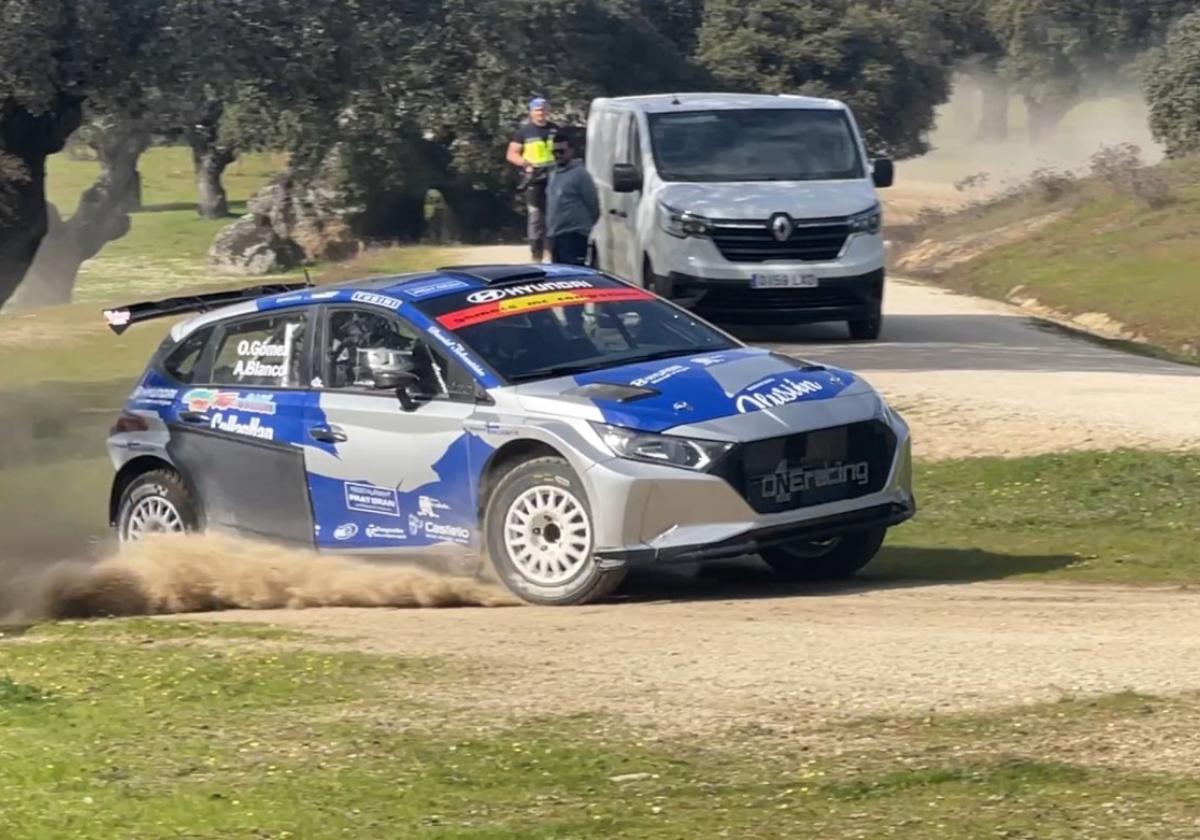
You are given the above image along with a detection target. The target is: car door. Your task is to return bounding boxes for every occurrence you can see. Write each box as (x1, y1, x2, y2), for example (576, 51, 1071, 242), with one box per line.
(611, 111, 644, 282)
(164, 307, 318, 545)
(301, 304, 485, 555)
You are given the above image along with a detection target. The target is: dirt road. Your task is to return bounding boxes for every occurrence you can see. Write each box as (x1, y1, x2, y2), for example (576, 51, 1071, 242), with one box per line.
(197, 578, 1200, 737)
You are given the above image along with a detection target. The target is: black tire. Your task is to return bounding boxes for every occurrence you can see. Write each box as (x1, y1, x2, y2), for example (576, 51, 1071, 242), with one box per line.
(848, 312, 883, 340)
(484, 456, 626, 606)
(116, 469, 201, 543)
(758, 526, 887, 582)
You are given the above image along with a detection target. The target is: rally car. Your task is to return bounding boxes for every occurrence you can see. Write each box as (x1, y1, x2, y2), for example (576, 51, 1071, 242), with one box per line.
(103, 264, 915, 605)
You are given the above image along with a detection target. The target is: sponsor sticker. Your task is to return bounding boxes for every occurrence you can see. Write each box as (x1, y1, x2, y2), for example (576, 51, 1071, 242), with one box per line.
(418, 495, 449, 519)
(691, 355, 726, 367)
(103, 309, 131, 327)
(131, 386, 178, 405)
(438, 286, 652, 330)
(210, 413, 274, 441)
(182, 389, 276, 415)
(345, 483, 401, 517)
(734, 375, 826, 414)
(401, 277, 472, 299)
(310, 290, 339, 300)
(365, 524, 408, 540)
(758, 460, 870, 504)
(333, 523, 359, 541)
(407, 515, 470, 545)
(350, 291, 404, 310)
(630, 364, 688, 388)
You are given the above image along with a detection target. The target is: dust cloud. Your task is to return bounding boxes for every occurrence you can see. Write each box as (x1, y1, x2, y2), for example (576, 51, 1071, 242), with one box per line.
(0, 532, 517, 625)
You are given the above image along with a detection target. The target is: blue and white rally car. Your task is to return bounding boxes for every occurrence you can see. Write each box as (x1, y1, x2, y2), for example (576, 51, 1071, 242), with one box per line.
(104, 264, 915, 605)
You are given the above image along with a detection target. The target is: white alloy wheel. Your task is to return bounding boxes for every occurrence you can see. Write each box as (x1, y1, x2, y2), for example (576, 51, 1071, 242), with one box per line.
(503, 484, 593, 587)
(122, 495, 185, 542)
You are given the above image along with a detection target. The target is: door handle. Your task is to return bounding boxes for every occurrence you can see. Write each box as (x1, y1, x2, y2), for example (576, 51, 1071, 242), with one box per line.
(609, 209, 627, 218)
(308, 425, 347, 444)
(179, 411, 207, 424)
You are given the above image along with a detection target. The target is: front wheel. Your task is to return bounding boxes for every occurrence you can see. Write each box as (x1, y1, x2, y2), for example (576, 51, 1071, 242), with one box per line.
(117, 469, 201, 544)
(484, 456, 626, 605)
(758, 526, 887, 582)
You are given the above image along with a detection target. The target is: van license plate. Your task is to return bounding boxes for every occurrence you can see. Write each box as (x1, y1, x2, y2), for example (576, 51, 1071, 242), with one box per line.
(751, 272, 819, 289)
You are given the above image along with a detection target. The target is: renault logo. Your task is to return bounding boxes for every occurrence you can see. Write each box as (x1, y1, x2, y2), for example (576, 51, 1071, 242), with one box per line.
(769, 213, 794, 242)
(466, 289, 506, 304)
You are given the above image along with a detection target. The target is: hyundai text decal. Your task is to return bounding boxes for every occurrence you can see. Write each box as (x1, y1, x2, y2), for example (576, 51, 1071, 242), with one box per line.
(758, 460, 870, 504)
(734, 375, 826, 413)
(465, 280, 593, 304)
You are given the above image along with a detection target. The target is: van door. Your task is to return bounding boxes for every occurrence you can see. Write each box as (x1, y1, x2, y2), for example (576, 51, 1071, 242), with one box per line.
(609, 112, 644, 283)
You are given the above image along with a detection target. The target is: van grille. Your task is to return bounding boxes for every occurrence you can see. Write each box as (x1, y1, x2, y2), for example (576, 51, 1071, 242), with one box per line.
(710, 218, 850, 263)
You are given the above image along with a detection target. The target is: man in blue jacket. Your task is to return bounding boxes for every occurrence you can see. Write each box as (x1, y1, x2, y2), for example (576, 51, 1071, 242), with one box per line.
(546, 131, 599, 266)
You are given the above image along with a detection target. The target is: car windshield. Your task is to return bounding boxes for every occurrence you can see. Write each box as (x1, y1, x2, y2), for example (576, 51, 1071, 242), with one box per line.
(411, 276, 737, 383)
(647, 108, 865, 182)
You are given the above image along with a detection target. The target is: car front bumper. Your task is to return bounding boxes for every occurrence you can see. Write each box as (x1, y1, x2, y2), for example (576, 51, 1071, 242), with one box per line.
(580, 417, 915, 569)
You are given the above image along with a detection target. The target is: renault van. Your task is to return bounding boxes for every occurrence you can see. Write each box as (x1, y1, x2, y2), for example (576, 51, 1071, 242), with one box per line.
(585, 93, 894, 339)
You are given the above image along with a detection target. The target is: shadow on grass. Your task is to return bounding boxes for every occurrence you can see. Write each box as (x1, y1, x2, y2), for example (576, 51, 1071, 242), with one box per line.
(138, 200, 248, 216)
(614, 545, 1078, 604)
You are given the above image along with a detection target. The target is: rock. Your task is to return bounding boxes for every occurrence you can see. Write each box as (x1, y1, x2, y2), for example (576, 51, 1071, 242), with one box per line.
(207, 214, 303, 276)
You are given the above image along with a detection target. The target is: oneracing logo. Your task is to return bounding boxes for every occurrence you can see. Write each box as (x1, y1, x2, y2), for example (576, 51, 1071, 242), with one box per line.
(465, 280, 592, 304)
(758, 460, 870, 504)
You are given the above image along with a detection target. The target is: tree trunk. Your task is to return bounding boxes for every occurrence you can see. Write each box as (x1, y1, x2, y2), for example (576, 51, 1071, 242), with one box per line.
(1025, 96, 1074, 144)
(188, 101, 236, 219)
(94, 127, 149, 214)
(5, 138, 143, 311)
(0, 96, 83, 310)
(975, 70, 1009, 142)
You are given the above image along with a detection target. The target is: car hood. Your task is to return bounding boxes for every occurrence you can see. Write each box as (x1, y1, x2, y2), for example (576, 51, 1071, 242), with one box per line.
(513, 347, 867, 434)
(657, 180, 877, 221)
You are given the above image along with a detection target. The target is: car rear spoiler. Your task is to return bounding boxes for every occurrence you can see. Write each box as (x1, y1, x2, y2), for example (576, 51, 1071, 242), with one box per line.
(100, 281, 311, 335)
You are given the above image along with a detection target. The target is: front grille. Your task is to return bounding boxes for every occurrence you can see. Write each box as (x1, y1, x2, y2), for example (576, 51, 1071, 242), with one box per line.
(718, 420, 896, 515)
(710, 218, 851, 263)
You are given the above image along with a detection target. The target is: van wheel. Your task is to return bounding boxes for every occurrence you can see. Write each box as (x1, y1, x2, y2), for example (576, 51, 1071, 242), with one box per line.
(484, 456, 626, 605)
(117, 469, 201, 543)
(848, 312, 883, 340)
(759, 527, 887, 582)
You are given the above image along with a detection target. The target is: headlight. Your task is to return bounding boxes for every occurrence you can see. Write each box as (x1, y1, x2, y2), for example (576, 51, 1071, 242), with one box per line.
(658, 202, 712, 238)
(847, 203, 882, 235)
(591, 422, 732, 471)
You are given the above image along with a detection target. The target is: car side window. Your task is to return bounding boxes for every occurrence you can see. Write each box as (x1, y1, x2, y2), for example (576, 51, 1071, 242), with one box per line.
(323, 308, 476, 402)
(210, 313, 308, 388)
(161, 326, 214, 384)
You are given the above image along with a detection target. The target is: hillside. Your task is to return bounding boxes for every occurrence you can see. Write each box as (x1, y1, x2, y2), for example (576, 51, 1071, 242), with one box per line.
(893, 154, 1200, 361)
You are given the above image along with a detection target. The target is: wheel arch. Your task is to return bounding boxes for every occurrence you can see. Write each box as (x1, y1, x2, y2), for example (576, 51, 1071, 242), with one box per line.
(476, 439, 565, 524)
(108, 456, 178, 527)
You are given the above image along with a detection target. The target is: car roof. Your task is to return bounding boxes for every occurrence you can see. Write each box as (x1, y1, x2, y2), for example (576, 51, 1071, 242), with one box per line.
(167, 264, 603, 341)
(592, 92, 846, 114)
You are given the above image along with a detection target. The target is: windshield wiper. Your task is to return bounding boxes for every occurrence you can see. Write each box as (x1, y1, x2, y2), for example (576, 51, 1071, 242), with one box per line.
(507, 363, 606, 383)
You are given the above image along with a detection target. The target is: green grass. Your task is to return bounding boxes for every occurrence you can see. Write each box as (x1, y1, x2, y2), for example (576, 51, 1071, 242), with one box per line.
(2, 620, 1200, 838)
(905, 157, 1200, 359)
(875, 449, 1200, 584)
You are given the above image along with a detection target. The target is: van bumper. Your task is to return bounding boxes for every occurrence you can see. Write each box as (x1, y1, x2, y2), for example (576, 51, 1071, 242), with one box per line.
(658, 268, 884, 324)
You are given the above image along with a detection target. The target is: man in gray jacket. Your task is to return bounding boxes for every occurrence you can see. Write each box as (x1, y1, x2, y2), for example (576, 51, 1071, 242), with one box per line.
(546, 132, 599, 265)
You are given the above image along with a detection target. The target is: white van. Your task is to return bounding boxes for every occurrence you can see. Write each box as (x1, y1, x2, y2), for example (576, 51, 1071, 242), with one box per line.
(585, 93, 894, 339)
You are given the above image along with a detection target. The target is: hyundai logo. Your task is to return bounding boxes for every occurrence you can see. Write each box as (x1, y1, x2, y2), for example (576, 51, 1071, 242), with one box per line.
(466, 289, 506, 304)
(769, 213, 794, 242)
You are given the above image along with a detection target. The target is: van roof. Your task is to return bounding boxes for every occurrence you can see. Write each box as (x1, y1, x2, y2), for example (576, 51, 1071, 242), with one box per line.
(591, 92, 846, 114)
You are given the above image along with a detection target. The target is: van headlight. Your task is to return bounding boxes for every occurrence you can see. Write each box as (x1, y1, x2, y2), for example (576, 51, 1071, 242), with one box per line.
(848, 204, 882, 235)
(658, 203, 712, 238)
(591, 422, 732, 471)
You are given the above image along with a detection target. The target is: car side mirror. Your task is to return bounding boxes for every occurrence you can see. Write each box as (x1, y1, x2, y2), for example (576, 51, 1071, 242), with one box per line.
(872, 158, 894, 189)
(612, 163, 642, 193)
(371, 369, 421, 411)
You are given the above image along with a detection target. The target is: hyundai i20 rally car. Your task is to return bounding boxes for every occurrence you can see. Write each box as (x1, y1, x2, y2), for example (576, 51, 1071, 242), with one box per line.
(103, 264, 915, 605)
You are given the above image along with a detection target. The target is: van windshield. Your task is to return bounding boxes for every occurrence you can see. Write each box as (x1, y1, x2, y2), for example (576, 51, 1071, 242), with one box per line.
(647, 108, 865, 183)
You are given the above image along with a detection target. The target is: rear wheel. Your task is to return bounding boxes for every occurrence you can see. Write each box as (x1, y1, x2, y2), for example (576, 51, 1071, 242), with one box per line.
(484, 456, 626, 605)
(758, 526, 887, 582)
(848, 311, 883, 340)
(117, 469, 201, 543)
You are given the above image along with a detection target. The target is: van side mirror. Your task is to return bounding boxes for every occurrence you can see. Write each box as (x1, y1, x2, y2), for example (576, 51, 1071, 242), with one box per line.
(872, 158, 894, 189)
(612, 163, 642, 193)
